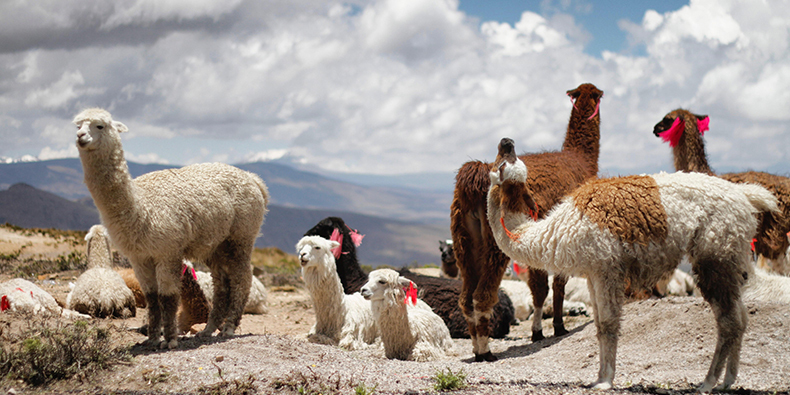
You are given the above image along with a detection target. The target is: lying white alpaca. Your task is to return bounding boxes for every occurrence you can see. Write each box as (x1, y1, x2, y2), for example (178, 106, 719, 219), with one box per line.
(191, 262, 268, 315)
(1, 278, 62, 315)
(743, 266, 790, 304)
(487, 137, 777, 392)
(361, 269, 454, 361)
(74, 108, 269, 349)
(66, 225, 137, 318)
(297, 236, 378, 350)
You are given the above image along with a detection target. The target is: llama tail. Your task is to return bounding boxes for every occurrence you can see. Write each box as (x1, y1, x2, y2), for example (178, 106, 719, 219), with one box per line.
(738, 183, 779, 214)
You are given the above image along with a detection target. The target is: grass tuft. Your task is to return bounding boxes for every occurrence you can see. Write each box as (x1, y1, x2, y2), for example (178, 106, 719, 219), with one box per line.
(432, 367, 467, 392)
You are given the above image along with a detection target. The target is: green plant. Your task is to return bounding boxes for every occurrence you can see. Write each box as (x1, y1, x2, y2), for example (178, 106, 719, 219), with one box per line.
(354, 382, 377, 395)
(432, 367, 467, 392)
(55, 250, 86, 271)
(0, 315, 129, 386)
(196, 373, 257, 395)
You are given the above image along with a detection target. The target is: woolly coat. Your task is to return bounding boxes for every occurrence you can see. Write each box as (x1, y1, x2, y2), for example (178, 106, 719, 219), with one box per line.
(361, 269, 454, 361)
(1, 278, 62, 316)
(297, 236, 378, 350)
(66, 225, 137, 318)
(194, 268, 269, 315)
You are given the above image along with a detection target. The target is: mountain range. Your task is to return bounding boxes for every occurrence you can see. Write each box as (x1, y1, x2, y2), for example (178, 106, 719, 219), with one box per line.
(0, 159, 454, 267)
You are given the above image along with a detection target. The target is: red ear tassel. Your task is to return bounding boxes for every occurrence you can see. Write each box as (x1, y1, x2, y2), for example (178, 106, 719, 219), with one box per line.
(697, 116, 709, 136)
(658, 118, 685, 148)
(513, 261, 522, 276)
(1, 295, 9, 312)
(404, 282, 418, 306)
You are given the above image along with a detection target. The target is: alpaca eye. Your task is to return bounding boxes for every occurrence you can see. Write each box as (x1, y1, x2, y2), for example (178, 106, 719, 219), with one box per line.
(97, 125, 104, 130)
(378, 280, 386, 284)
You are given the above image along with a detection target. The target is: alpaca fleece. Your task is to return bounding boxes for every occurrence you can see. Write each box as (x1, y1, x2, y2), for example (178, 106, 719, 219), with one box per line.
(361, 269, 454, 361)
(194, 268, 268, 315)
(451, 83, 602, 360)
(571, 175, 668, 245)
(654, 109, 790, 267)
(74, 108, 269, 349)
(66, 225, 136, 318)
(297, 236, 378, 350)
(488, 137, 779, 391)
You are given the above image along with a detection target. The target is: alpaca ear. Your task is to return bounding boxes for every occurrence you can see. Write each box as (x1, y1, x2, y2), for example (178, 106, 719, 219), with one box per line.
(327, 240, 340, 250)
(695, 114, 709, 135)
(398, 277, 412, 287)
(113, 121, 128, 133)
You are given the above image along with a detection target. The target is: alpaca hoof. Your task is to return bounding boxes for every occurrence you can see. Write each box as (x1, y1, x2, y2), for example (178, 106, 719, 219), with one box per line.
(141, 338, 161, 348)
(196, 328, 215, 338)
(219, 326, 236, 337)
(474, 351, 498, 362)
(553, 325, 569, 337)
(697, 382, 715, 393)
(531, 330, 545, 342)
(160, 338, 178, 350)
(591, 381, 612, 390)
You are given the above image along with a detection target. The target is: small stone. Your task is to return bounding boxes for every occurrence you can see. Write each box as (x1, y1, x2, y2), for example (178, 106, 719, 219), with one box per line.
(215, 356, 224, 362)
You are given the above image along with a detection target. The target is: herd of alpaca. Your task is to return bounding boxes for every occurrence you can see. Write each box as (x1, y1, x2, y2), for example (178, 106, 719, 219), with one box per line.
(1, 90, 788, 392)
(450, 83, 602, 361)
(487, 137, 777, 391)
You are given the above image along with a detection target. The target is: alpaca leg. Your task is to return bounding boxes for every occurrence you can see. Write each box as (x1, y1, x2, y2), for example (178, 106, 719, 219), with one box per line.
(221, 257, 252, 336)
(471, 254, 508, 362)
(156, 262, 182, 349)
(133, 262, 162, 346)
(588, 277, 623, 390)
(551, 274, 569, 336)
(693, 257, 748, 392)
(527, 268, 550, 341)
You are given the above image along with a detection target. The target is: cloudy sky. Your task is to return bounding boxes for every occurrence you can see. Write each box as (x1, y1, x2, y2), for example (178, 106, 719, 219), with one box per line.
(1, 0, 789, 179)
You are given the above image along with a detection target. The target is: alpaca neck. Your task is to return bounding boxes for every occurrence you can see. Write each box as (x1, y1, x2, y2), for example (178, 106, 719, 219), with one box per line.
(304, 264, 346, 335)
(373, 298, 415, 359)
(673, 127, 713, 175)
(562, 108, 600, 176)
(486, 187, 552, 272)
(79, 146, 142, 233)
(86, 237, 112, 270)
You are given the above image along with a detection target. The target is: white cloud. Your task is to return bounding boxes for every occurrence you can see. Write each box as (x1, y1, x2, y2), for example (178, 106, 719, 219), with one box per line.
(0, 0, 788, 176)
(38, 145, 78, 160)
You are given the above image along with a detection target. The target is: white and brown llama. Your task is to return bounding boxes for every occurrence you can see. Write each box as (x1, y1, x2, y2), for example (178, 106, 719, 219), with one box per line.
(487, 137, 777, 391)
(654, 109, 790, 274)
(451, 83, 602, 361)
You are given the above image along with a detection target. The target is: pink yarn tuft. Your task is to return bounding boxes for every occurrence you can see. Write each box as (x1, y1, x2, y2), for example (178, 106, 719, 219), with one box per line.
(349, 228, 365, 247)
(697, 116, 709, 136)
(513, 262, 523, 276)
(330, 228, 343, 259)
(403, 282, 418, 306)
(658, 118, 685, 148)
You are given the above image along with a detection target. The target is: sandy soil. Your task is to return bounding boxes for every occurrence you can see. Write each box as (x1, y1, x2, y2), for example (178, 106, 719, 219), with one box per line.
(2, 227, 790, 394)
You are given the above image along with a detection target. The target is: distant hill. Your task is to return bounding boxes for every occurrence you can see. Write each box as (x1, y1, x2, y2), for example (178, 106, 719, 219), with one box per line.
(0, 159, 451, 225)
(0, 183, 100, 230)
(0, 183, 449, 267)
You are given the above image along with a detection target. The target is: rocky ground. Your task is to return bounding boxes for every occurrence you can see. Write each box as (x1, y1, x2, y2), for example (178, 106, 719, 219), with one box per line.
(2, 225, 789, 394)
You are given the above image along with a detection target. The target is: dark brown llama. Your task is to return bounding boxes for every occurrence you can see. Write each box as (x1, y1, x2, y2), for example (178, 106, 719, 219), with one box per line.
(451, 83, 603, 362)
(654, 109, 790, 274)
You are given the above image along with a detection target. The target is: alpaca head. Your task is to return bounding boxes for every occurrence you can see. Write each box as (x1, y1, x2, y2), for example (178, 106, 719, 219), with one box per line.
(296, 236, 340, 271)
(490, 138, 539, 219)
(567, 83, 604, 121)
(652, 109, 709, 148)
(360, 269, 413, 304)
(73, 108, 128, 152)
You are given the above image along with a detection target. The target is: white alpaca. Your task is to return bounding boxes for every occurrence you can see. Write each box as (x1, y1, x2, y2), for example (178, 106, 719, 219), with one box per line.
(1, 278, 62, 315)
(743, 266, 790, 304)
(296, 236, 378, 350)
(66, 225, 137, 318)
(73, 108, 269, 349)
(487, 138, 777, 391)
(192, 263, 269, 314)
(360, 269, 454, 361)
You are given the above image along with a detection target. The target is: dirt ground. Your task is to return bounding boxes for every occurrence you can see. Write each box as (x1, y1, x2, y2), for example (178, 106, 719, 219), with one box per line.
(2, 226, 790, 394)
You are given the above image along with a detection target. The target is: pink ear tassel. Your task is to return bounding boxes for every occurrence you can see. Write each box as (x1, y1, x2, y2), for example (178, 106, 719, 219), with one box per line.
(658, 118, 685, 148)
(587, 99, 600, 120)
(404, 282, 418, 306)
(697, 116, 709, 136)
(191, 267, 197, 280)
(349, 229, 365, 247)
(569, 95, 578, 111)
(329, 228, 343, 259)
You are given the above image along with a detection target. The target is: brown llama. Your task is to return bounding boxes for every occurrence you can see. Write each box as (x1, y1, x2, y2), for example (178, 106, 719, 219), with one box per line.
(654, 109, 790, 274)
(450, 83, 602, 362)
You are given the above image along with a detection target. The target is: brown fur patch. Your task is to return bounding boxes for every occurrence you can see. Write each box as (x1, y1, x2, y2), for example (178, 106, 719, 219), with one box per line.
(571, 175, 668, 245)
